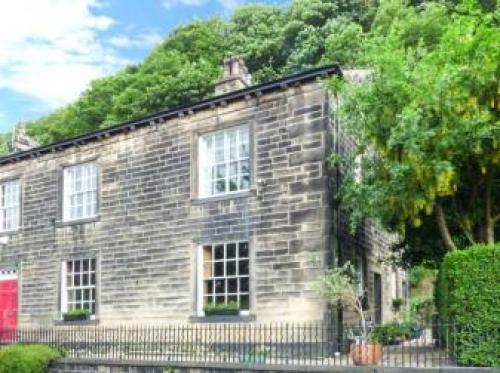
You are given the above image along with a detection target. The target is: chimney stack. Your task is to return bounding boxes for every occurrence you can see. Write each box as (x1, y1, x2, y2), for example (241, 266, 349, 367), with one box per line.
(214, 57, 252, 95)
(9, 124, 39, 153)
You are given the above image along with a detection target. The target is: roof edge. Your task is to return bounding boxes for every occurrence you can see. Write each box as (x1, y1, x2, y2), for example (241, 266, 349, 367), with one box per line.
(0, 64, 342, 166)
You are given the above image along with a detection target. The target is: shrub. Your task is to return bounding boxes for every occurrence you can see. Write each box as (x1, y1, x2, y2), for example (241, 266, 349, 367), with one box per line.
(436, 244, 500, 367)
(368, 321, 421, 345)
(0, 345, 61, 373)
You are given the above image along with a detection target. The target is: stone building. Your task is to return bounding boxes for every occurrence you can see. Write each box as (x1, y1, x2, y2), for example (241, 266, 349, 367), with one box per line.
(0, 58, 406, 329)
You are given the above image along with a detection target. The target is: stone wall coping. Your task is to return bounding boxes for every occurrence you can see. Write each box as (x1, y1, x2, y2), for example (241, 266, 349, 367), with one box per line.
(52, 359, 499, 373)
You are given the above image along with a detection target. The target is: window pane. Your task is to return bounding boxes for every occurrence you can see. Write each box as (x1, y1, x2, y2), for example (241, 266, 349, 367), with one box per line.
(214, 280, 225, 294)
(239, 130, 249, 158)
(215, 296, 225, 304)
(226, 244, 236, 259)
(240, 295, 249, 310)
(214, 245, 224, 260)
(239, 242, 249, 258)
(226, 261, 236, 276)
(214, 262, 224, 277)
(215, 179, 225, 193)
(239, 260, 249, 275)
(240, 174, 250, 190)
(228, 130, 237, 161)
(240, 277, 249, 292)
(229, 162, 238, 177)
(228, 278, 238, 293)
(239, 160, 249, 175)
(229, 177, 238, 192)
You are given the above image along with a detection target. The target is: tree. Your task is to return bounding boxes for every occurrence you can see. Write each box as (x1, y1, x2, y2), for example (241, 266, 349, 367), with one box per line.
(316, 262, 369, 339)
(331, 0, 500, 253)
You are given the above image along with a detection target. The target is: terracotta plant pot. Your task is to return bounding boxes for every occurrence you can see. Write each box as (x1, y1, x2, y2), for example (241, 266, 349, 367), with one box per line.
(350, 342, 382, 366)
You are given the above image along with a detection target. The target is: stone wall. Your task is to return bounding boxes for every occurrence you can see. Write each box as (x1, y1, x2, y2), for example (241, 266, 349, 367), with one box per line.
(48, 360, 495, 373)
(0, 81, 335, 326)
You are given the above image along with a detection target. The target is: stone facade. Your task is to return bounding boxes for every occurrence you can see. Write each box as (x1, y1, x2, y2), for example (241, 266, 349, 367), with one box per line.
(0, 63, 405, 328)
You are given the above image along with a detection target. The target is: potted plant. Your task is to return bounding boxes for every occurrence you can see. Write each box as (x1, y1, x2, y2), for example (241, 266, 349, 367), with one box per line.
(316, 262, 382, 366)
(392, 298, 404, 313)
(203, 301, 240, 316)
(62, 308, 90, 322)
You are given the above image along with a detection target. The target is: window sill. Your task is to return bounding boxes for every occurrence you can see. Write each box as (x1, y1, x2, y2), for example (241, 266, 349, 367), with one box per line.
(54, 319, 99, 326)
(55, 216, 100, 227)
(191, 188, 256, 204)
(189, 314, 256, 323)
(0, 228, 21, 236)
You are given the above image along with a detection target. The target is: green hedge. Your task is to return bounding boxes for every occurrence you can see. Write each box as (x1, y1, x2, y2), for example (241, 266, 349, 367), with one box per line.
(436, 244, 500, 367)
(0, 345, 60, 373)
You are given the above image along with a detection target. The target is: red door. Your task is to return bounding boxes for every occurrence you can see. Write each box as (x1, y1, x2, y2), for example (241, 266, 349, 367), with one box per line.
(0, 278, 17, 342)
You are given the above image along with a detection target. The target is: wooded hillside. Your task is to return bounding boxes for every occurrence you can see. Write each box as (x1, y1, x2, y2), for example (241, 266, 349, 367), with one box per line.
(3, 0, 487, 148)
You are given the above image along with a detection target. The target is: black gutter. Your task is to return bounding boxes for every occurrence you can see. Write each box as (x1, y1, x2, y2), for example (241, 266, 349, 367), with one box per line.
(0, 64, 342, 166)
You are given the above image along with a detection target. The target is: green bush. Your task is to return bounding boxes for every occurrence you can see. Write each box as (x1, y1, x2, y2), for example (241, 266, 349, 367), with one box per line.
(0, 345, 61, 373)
(369, 321, 421, 345)
(436, 244, 500, 367)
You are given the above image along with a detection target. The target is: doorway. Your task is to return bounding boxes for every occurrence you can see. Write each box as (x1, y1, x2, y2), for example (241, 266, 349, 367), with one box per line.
(0, 271, 18, 341)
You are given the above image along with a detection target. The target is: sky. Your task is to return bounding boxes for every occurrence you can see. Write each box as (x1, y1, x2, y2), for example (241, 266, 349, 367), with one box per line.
(0, 0, 288, 133)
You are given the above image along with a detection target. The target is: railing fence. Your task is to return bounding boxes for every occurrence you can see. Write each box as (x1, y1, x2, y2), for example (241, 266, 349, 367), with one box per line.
(0, 322, 496, 368)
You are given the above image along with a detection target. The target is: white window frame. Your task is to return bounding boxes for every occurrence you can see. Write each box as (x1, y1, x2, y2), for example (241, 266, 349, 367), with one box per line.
(197, 241, 250, 317)
(198, 125, 250, 198)
(0, 179, 20, 232)
(60, 258, 97, 319)
(63, 162, 98, 221)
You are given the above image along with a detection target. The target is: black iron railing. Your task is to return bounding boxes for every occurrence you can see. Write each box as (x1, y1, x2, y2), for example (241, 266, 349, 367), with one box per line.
(0, 322, 495, 367)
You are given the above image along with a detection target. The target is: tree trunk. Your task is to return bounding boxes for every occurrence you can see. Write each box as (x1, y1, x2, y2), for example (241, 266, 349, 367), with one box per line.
(435, 203, 457, 251)
(485, 166, 495, 244)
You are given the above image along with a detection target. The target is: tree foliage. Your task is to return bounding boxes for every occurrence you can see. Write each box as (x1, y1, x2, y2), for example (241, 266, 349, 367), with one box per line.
(20, 0, 383, 145)
(332, 0, 500, 258)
